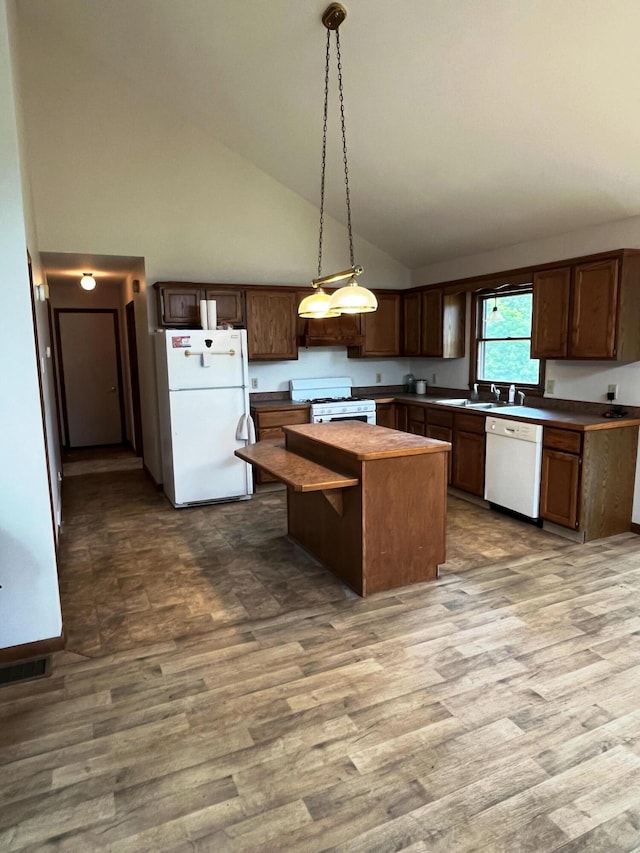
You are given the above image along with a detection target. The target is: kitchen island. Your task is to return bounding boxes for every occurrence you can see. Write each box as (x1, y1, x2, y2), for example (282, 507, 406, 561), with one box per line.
(235, 421, 450, 595)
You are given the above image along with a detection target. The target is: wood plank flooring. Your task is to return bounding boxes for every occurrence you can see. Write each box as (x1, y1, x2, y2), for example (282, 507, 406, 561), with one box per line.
(2, 468, 640, 850)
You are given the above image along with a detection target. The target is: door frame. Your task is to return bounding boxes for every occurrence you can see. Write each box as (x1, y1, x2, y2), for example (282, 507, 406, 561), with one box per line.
(125, 300, 143, 457)
(53, 308, 127, 449)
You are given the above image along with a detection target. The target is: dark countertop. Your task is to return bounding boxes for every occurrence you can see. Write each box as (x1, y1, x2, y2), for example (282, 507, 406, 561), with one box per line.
(368, 393, 640, 432)
(249, 392, 640, 431)
(250, 400, 310, 412)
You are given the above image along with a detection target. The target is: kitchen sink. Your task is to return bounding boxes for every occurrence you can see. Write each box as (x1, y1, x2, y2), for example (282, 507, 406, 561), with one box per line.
(434, 399, 512, 409)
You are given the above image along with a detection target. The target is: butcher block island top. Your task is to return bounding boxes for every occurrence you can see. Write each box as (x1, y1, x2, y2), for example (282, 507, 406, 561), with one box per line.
(236, 422, 450, 596)
(282, 421, 451, 460)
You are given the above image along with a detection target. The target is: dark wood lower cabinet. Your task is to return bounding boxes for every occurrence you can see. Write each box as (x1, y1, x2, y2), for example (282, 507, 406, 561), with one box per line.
(395, 404, 408, 432)
(375, 402, 396, 429)
(540, 448, 580, 528)
(407, 405, 426, 436)
(250, 406, 310, 484)
(451, 430, 485, 496)
(426, 425, 452, 483)
(540, 425, 638, 541)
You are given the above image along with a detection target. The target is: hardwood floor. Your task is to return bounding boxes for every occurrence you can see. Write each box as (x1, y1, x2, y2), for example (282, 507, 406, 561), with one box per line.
(2, 469, 640, 850)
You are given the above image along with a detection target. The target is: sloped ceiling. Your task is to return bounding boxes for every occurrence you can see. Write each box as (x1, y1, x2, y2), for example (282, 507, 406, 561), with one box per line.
(17, 0, 640, 269)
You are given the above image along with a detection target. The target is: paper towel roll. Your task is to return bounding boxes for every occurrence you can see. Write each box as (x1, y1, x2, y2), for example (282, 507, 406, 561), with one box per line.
(206, 300, 217, 331)
(199, 299, 208, 330)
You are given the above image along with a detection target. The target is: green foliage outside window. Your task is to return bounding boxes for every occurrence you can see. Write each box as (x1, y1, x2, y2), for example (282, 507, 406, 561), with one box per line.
(478, 292, 540, 385)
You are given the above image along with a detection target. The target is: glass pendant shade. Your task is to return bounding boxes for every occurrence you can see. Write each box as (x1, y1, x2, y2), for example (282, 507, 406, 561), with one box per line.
(298, 287, 340, 319)
(328, 277, 378, 314)
(80, 273, 96, 291)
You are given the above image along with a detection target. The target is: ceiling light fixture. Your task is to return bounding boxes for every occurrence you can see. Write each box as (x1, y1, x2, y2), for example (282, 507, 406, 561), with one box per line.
(298, 3, 377, 319)
(80, 273, 96, 291)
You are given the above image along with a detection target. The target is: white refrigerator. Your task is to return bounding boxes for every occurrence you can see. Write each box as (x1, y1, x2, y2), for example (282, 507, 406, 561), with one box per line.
(155, 329, 253, 507)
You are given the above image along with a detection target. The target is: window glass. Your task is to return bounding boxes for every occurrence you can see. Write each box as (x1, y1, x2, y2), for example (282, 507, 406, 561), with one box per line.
(476, 291, 541, 386)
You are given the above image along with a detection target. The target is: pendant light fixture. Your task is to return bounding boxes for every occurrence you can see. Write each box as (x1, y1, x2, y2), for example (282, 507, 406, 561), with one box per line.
(486, 295, 504, 323)
(298, 3, 377, 319)
(80, 272, 96, 291)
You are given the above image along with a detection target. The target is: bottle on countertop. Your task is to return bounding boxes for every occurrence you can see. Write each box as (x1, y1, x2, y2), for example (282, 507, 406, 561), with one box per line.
(403, 373, 416, 394)
(508, 384, 515, 404)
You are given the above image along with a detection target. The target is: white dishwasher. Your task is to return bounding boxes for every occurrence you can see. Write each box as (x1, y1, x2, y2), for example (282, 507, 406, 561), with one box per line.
(484, 416, 543, 520)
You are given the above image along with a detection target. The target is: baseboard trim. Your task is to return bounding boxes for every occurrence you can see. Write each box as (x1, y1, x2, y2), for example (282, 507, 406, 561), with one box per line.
(0, 632, 65, 665)
(631, 522, 640, 535)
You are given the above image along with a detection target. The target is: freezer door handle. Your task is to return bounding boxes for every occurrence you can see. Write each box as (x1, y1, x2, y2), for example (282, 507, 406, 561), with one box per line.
(184, 348, 236, 357)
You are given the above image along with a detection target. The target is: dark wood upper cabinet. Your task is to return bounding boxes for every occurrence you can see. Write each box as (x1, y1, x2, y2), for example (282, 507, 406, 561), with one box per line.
(348, 292, 401, 358)
(570, 259, 619, 358)
(532, 252, 640, 362)
(155, 283, 244, 328)
(531, 267, 570, 358)
(402, 288, 465, 358)
(245, 289, 298, 361)
(403, 292, 422, 356)
(421, 290, 444, 357)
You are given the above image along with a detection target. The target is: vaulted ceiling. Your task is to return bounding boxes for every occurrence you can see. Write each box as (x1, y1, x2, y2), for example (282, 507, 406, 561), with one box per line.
(17, 0, 640, 269)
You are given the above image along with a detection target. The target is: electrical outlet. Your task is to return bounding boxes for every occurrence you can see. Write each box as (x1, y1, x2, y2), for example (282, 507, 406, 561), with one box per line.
(431, 372, 437, 384)
(546, 379, 555, 394)
(608, 383, 618, 399)
(375, 373, 382, 384)
(251, 378, 258, 389)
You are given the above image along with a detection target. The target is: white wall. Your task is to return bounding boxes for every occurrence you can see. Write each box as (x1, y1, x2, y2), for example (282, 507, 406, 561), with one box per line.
(0, 1, 61, 648)
(413, 219, 640, 523)
(16, 19, 410, 481)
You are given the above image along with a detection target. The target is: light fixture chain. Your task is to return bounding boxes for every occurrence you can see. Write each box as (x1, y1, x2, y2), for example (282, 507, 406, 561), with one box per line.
(335, 29, 354, 268)
(317, 27, 331, 279)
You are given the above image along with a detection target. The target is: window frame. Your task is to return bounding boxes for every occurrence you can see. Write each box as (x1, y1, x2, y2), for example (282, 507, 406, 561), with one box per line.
(470, 285, 545, 396)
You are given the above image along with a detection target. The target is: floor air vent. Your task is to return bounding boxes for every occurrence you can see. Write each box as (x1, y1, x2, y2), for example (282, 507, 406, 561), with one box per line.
(0, 656, 51, 688)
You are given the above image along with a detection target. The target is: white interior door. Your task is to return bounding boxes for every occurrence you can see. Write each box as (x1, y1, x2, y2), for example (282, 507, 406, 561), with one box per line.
(58, 310, 123, 447)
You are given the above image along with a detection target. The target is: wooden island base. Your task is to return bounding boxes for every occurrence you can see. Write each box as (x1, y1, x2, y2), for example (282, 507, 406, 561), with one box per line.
(236, 421, 450, 596)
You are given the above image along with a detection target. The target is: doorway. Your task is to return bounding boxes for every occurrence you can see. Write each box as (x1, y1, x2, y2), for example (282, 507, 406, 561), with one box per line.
(54, 308, 126, 448)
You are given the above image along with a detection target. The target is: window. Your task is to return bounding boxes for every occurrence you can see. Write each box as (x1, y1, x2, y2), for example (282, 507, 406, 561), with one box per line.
(473, 288, 543, 390)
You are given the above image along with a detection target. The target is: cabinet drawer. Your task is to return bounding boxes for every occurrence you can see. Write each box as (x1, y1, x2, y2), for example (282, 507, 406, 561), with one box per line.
(544, 427, 582, 454)
(257, 427, 284, 442)
(427, 408, 453, 428)
(254, 408, 309, 429)
(453, 412, 485, 434)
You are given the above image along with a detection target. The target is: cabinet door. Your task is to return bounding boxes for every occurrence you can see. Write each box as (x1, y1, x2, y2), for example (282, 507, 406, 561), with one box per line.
(426, 425, 452, 483)
(246, 290, 298, 361)
(159, 286, 203, 327)
(202, 289, 245, 325)
(375, 402, 396, 429)
(395, 403, 408, 432)
(354, 293, 401, 357)
(540, 448, 580, 528)
(569, 259, 619, 358)
(421, 290, 444, 357)
(451, 430, 485, 496)
(403, 292, 422, 356)
(407, 405, 426, 436)
(531, 267, 571, 358)
(442, 293, 466, 358)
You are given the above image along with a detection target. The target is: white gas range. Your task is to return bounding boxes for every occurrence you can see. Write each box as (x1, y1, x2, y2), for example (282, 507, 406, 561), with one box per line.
(290, 377, 376, 424)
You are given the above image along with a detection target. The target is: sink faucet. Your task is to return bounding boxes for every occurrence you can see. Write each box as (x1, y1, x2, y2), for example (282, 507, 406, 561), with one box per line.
(490, 383, 500, 401)
(517, 390, 525, 406)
